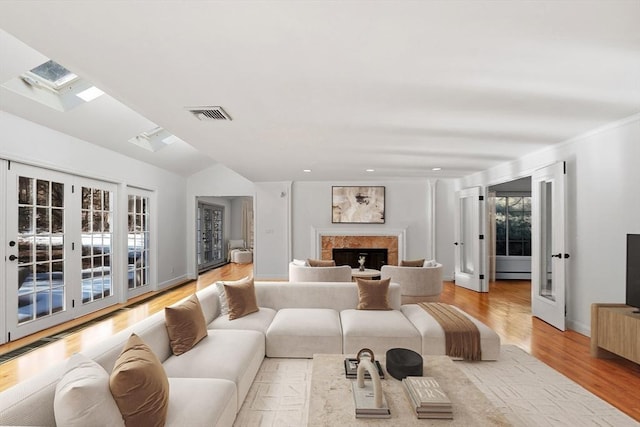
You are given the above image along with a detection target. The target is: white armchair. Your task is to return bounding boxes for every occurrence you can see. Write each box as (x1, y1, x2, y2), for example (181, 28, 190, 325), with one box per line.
(288, 262, 352, 282)
(381, 263, 443, 304)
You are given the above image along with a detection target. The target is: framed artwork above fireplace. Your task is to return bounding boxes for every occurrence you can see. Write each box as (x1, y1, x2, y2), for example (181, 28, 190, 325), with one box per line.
(331, 186, 385, 224)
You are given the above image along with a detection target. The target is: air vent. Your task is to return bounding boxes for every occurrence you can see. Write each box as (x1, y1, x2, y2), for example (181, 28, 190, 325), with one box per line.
(187, 106, 232, 121)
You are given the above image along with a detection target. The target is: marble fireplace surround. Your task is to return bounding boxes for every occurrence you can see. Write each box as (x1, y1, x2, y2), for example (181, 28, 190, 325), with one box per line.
(312, 228, 406, 267)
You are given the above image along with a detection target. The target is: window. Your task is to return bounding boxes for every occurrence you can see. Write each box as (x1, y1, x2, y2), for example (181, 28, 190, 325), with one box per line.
(28, 60, 78, 89)
(495, 196, 531, 256)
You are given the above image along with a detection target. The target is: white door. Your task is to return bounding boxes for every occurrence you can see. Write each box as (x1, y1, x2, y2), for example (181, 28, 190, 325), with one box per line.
(5, 163, 119, 340)
(454, 187, 487, 292)
(531, 162, 567, 331)
(5, 164, 74, 339)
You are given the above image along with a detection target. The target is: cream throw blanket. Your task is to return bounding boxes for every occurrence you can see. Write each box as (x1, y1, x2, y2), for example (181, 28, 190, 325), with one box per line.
(418, 303, 482, 361)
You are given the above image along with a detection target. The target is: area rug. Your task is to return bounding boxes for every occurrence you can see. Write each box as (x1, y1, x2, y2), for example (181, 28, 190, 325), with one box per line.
(233, 346, 638, 427)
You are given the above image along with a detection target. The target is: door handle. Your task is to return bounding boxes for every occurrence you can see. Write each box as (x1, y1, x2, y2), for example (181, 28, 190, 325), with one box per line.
(454, 242, 458, 246)
(8, 255, 17, 261)
(563, 253, 570, 259)
(551, 253, 562, 258)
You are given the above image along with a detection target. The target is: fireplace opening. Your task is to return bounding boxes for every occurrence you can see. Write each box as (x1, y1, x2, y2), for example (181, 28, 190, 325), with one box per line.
(332, 248, 388, 270)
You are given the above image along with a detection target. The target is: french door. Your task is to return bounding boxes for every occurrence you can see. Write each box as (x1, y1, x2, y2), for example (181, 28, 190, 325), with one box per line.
(454, 187, 487, 292)
(5, 163, 117, 341)
(531, 162, 567, 331)
(197, 202, 224, 272)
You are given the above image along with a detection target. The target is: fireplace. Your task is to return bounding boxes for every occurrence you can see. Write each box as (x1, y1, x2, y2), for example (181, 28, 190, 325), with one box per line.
(333, 248, 388, 270)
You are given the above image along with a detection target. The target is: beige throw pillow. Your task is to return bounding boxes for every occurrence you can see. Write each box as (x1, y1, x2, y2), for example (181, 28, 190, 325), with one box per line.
(165, 294, 208, 355)
(356, 278, 392, 310)
(224, 276, 259, 320)
(109, 334, 169, 427)
(54, 353, 125, 427)
(307, 259, 336, 267)
(400, 259, 425, 267)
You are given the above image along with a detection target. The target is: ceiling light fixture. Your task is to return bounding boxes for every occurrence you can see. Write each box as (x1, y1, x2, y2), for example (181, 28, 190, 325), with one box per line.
(303, 169, 312, 173)
(432, 167, 442, 171)
(366, 169, 375, 172)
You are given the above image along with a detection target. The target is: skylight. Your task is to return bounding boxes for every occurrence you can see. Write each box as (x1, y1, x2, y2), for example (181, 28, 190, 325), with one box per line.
(28, 60, 78, 88)
(2, 59, 104, 111)
(129, 127, 182, 152)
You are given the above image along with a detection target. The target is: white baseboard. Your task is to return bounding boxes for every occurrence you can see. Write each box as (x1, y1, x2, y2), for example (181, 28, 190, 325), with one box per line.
(157, 274, 190, 291)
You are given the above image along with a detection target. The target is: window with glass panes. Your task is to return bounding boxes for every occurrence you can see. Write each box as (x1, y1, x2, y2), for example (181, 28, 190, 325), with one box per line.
(81, 187, 113, 303)
(128, 194, 149, 289)
(495, 196, 531, 256)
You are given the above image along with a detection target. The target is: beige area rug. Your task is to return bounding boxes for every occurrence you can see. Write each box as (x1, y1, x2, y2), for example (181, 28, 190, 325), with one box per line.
(233, 346, 638, 427)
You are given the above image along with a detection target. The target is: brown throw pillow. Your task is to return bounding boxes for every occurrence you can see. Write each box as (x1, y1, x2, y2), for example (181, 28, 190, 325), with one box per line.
(307, 259, 336, 267)
(400, 259, 425, 267)
(165, 294, 208, 356)
(109, 334, 169, 427)
(224, 276, 259, 320)
(356, 278, 392, 310)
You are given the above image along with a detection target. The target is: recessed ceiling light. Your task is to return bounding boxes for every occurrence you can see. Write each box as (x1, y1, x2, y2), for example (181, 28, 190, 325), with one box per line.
(432, 167, 442, 171)
(303, 169, 312, 173)
(365, 169, 375, 172)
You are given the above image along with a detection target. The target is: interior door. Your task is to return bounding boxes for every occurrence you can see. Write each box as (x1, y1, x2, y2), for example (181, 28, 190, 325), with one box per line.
(454, 187, 487, 292)
(531, 162, 567, 331)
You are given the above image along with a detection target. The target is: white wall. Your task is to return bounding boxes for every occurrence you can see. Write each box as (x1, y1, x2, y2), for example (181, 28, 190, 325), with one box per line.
(446, 114, 640, 335)
(254, 182, 291, 279)
(0, 112, 189, 292)
(291, 180, 434, 265)
(186, 164, 254, 279)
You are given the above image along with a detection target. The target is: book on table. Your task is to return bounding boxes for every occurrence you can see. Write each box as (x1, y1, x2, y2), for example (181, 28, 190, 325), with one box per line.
(343, 358, 384, 379)
(351, 382, 391, 418)
(402, 376, 453, 419)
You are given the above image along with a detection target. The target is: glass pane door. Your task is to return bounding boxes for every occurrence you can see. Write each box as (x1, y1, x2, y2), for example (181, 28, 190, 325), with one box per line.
(197, 202, 224, 272)
(81, 186, 113, 303)
(128, 194, 149, 290)
(6, 164, 73, 339)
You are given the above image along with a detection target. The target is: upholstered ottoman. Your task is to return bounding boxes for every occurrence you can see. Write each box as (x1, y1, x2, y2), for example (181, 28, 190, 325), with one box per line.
(400, 304, 501, 360)
(266, 308, 343, 357)
(340, 309, 422, 356)
(231, 249, 252, 264)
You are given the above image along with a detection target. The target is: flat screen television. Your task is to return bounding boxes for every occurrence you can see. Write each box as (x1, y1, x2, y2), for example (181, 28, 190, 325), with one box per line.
(626, 234, 640, 312)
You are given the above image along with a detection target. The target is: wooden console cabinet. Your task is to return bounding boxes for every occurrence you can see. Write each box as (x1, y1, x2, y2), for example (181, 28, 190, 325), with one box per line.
(591, 303, 640, 364)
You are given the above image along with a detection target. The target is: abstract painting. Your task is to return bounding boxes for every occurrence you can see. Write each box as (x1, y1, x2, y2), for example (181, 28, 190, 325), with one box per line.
(331, 186, 385, 224)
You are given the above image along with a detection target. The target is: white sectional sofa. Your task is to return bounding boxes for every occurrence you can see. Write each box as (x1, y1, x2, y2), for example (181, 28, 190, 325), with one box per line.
(0, 280, 500, 426)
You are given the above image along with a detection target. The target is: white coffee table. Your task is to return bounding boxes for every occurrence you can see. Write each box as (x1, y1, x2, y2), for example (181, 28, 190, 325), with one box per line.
(307, 354, 509, 426)
(351, 268, 381, 279)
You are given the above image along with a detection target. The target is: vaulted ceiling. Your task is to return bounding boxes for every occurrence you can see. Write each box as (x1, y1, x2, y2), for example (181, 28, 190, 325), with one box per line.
(1, 1, 639, 181)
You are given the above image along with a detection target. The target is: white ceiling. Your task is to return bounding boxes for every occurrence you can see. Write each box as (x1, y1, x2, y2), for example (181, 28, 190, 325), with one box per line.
(1, 1, 639, 181)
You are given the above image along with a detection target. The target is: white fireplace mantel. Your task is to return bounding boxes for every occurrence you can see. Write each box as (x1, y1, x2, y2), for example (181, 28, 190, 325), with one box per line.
(311, 227, 407, 261)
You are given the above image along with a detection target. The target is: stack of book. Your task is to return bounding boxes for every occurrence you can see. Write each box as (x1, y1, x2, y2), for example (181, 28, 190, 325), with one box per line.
(351, 382, 391, 419)
(402, 376, 453, 419)
(343, 358, 384, 379)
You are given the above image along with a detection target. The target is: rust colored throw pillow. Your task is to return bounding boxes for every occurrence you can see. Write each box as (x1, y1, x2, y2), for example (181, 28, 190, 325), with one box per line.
(165, 294, 208, 355)
(356, 278, 392, 310)
(400, 259, 425, 267)
(109, 334, 169, 427)
(307, 259, 336, 267)
(224, 276, 259, 320)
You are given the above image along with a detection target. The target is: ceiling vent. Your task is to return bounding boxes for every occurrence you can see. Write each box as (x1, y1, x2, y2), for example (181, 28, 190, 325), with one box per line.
(187, 106, 232, 121)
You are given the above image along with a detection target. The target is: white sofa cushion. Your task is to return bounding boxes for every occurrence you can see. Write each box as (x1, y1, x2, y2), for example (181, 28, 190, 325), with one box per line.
(162, 329, 265, 411)
(266, 308, 343, 357)
(401, 304, 501, 361)
(166, 378, 236, 427)
(54, 353, 124, 427)
(208, 306, 277, 334)
(288, 263, 352, 282)
(340, 309, 421, 355)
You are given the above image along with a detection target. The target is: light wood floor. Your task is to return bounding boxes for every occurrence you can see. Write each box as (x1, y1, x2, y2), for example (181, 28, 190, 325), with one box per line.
(1, 264, 639, 421)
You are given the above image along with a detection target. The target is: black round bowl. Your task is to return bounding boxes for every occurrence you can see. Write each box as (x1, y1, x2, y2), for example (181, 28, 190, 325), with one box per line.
(385, 348, 423, 380)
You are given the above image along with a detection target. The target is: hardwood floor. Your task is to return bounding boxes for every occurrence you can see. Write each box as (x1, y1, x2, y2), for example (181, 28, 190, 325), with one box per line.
(1, 268, 638, 421)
